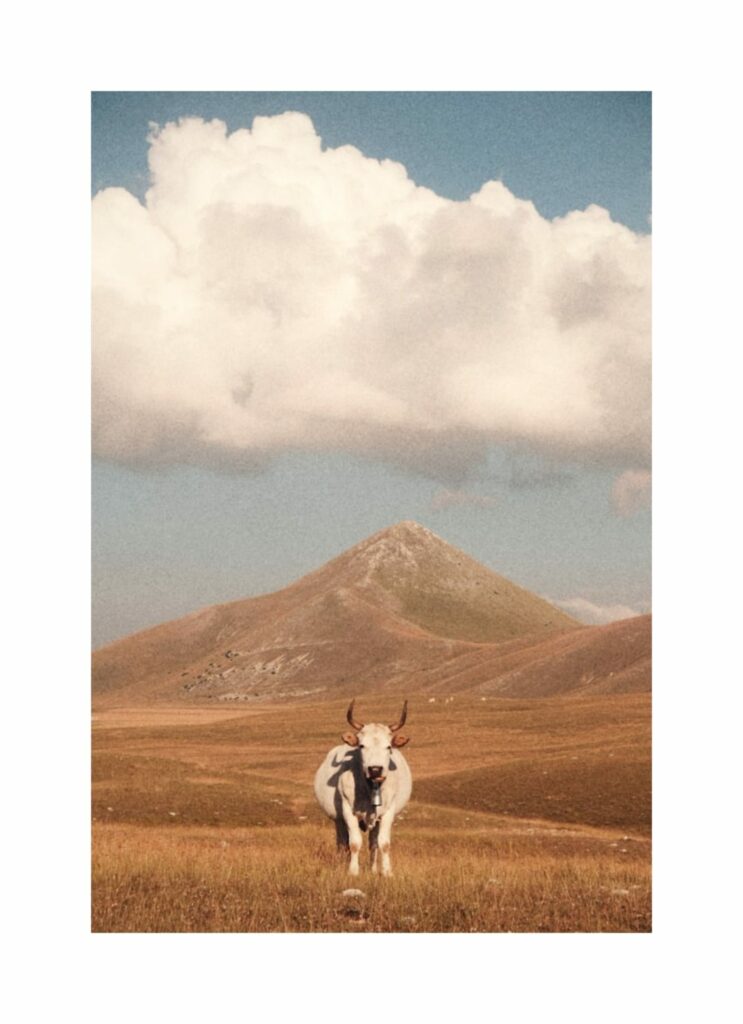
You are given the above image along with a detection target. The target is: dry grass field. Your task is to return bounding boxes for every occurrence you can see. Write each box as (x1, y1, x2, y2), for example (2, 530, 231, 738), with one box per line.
(92, 694, 651, 932)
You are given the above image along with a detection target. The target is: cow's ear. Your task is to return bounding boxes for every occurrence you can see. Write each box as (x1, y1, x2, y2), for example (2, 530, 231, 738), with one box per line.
(392, 733, 409, 748)
(342, 731, 359, 747)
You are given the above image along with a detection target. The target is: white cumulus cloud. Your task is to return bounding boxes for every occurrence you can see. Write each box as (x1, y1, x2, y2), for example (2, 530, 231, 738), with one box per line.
(92, 112, 651, 479)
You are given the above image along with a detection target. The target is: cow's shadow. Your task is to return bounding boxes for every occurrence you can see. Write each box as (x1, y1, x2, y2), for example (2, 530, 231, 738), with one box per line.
(326, 748, 399, 849)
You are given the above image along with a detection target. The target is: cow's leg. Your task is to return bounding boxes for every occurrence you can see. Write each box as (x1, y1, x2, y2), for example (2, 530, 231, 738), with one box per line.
(369, 821, 380, 874)
(341, 801, 364, 876)
(335, 815, 349, 852)
(377, 812, 395, 877)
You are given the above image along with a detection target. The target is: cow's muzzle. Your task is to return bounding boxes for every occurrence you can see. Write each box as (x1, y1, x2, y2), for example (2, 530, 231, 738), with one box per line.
(367, 766, 385, 781)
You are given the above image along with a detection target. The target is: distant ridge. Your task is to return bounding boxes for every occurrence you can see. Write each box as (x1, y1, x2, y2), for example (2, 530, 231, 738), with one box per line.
(92, 522, 649, 705)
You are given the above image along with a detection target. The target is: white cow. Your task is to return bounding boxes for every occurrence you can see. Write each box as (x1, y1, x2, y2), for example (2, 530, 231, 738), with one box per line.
(314, 699, 412, 877)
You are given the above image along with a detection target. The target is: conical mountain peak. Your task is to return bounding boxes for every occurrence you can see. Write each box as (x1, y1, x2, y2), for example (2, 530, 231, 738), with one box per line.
(386, 520, 436, 535)
(93, 523, 594, 705)
(356, 520, 441, 549)
(351, 520, 447, 562)
(313, 520, 469, 593)
(305, 521, 578, 643)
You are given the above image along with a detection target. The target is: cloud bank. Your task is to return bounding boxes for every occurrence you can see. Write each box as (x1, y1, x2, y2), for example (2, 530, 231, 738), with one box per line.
(551, 596, 645, 626)
(93, 113, 651, 479)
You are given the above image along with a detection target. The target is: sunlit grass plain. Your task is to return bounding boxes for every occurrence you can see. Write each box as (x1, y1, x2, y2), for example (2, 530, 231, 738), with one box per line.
(92, 694, 651, 932)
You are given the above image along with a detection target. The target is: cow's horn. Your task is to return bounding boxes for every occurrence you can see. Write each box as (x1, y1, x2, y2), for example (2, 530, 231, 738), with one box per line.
(389, 700, 408, 733)
(346, 699, 364, 731)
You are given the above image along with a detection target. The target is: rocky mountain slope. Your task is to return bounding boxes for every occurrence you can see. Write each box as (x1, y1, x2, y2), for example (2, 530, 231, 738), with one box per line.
(92, 521, 649, 705)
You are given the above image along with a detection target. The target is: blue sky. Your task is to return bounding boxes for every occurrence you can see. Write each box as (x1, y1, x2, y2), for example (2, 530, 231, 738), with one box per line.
(92, 92, 651, 647)
(93, 91, 650, 229)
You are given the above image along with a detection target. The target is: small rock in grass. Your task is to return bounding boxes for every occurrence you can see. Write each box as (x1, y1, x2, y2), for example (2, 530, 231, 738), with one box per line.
(342, 888, 366, 898)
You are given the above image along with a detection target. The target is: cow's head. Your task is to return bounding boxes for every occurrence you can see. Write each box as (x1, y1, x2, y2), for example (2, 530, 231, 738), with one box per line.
(342, 699, 409, 782)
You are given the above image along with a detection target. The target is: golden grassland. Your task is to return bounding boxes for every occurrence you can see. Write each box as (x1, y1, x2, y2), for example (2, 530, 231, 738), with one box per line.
(92, 693, 651, 932)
